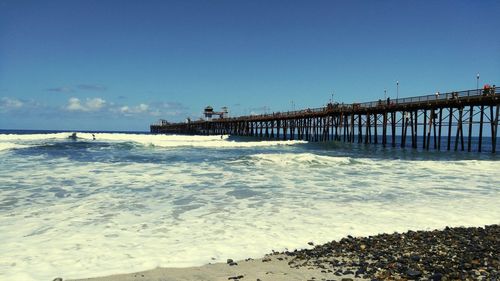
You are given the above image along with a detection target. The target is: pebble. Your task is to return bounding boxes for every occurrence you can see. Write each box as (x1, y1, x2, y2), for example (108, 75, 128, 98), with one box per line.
(282, 225, 500, 281)
(410, 254, 420, 261)
(429, 273, 443, 281)
(406, 269, 422, 279)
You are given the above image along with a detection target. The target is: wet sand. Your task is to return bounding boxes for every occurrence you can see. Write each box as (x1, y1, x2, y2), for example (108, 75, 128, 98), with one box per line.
(69, 254, 359, 281)
(66, 225, 499, 281)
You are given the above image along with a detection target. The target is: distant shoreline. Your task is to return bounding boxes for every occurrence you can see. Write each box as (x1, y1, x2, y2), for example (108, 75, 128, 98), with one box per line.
(66, 224, 499, 281)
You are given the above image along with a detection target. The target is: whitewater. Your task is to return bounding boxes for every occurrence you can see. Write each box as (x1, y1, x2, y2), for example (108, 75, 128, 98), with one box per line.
(0, 131, 498, 281)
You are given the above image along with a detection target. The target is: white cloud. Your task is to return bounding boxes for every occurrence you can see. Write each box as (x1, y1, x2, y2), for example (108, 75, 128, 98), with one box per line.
(0, 97, 24, 109)
(1, 96, 189, 121)
(66, 97, 106, 112)
(118, 103, 150, 115)
(86, 98, 106, 111)
(114, 102, 187, 118)
(66, 97, 85, 111)
(119, 105, 130, 113)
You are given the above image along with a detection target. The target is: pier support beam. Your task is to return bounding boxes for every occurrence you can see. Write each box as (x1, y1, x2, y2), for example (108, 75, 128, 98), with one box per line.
(468, 106, 473, 152)
(447, 108, 453, 151)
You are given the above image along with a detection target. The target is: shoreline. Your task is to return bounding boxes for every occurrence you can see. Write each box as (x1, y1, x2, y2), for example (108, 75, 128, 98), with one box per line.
(65, 224, 499, 281)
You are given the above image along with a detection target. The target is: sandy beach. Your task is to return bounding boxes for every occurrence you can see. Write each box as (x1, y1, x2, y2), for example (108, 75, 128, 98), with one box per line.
(66, 224, 499, 281)
(68, 254, 352, 281)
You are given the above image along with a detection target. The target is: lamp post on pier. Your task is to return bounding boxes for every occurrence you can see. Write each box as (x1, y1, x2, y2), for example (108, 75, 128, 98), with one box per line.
(396, 80, 399, 102)
(476, 73, 480, 94)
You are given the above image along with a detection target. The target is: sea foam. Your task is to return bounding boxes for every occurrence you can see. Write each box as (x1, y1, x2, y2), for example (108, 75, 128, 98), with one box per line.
(0, 142, 29, 151)
(0, 133, 498, 281)
(0, 132, 306, 150)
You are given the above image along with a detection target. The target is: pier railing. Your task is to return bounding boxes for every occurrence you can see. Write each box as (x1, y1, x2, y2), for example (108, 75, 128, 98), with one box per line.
(224, 87, 498, 121)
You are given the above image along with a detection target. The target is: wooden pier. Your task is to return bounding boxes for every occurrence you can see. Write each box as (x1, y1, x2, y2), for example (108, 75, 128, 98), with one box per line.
(151, 87, 499, 153)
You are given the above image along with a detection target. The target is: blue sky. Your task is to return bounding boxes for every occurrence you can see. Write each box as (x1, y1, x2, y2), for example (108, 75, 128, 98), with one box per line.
(1, 0, 499, 131)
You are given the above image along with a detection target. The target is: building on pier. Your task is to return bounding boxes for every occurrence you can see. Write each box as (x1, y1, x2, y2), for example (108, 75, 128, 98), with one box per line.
(204, 106, 228, 120)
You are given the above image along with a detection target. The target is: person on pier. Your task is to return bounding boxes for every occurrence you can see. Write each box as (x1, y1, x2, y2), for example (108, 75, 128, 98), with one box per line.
(483, 84, 491, 95)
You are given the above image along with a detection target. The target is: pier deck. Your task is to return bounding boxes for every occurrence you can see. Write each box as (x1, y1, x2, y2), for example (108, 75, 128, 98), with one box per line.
(151, 87, 499, 152)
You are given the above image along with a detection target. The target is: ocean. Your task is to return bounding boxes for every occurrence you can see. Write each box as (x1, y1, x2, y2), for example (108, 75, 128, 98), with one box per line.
(0, 130, 499, 281)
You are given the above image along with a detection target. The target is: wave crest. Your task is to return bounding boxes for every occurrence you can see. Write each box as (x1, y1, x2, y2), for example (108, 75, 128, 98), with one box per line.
(0, 142, 29, 151)
(0, 132, 307, 149)
(247, 153, 353, 166)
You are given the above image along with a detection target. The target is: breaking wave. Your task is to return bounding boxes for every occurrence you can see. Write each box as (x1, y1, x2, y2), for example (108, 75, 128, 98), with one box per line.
(0, 132, 307, 150)
(0, 142, 29, 151)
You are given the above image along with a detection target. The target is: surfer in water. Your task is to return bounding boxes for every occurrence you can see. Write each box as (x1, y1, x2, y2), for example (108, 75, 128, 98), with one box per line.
(68, 133, 77, 140)
(92, 134, 96, 140)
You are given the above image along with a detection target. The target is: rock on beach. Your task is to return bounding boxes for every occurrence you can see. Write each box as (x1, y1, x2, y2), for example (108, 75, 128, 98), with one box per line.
(284, 224, 499, 281)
